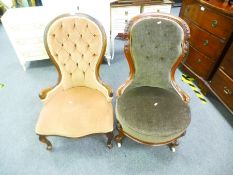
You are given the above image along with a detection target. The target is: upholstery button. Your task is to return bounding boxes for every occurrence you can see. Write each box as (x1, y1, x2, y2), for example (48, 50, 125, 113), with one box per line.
(93, 53, 96, 56)
(69, 53, 71, 57)
(86, 24, 88, 28)
(76, 63, 78, 66)
(81, 54, 84, 58)
(52, 34, 56, 37)
(87, 44, 90, 48)
(60, 24, 63, 28)
(74, 44, 77, 48)
(61, 43, 64, 47)
(80, 34, 82, 38)
(73, 23, 76, 28)
(160, 57, 164, 60)
(67, 34, 70, 37)
(88, 63, 90, 66)
(55, 53, 58, 57)
(64, 63, 66, 66)
(93, 34, 96, 37)
(70, 73, 72, 76)
(146, 56, 149, 59)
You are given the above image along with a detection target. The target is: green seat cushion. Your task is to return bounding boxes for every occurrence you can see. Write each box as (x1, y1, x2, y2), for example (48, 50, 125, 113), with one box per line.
(116, 86, 191, 143)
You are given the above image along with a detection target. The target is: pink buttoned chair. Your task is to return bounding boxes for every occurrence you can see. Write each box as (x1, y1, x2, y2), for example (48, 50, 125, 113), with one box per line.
(35, 14, 114, 150)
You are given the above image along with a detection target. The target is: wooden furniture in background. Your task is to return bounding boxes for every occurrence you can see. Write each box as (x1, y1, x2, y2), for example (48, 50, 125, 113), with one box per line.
(179, 0, 233, 113)
(110, 0, 173, 59)
(1, 1, 114, 70)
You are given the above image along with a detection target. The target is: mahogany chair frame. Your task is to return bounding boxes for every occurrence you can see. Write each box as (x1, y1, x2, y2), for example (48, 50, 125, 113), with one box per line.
(37, 13, 114, 150)
(115, 13, 190, 151)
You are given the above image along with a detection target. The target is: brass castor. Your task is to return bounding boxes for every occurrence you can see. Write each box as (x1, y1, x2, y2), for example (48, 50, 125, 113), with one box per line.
(169, 140, 179, 153)
(115, 132, 124, 148)
(39, 135, 52, 151)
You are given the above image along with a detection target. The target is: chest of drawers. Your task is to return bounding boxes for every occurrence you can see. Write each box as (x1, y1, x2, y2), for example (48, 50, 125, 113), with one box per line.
(180, 0, 233, 113)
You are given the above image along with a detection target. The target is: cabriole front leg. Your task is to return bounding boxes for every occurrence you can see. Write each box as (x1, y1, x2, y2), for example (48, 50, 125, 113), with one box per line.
(39, 135, 52, 151)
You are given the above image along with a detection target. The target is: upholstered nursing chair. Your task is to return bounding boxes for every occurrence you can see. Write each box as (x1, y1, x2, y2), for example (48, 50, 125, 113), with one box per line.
(115, 13, 191, 152)
(35, 14, 114, 150)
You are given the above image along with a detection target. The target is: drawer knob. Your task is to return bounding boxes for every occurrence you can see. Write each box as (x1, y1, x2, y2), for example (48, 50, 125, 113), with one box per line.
(211, 20, 218, 28)
(224, 86, 232, 95)
(203, 40, 209, 46)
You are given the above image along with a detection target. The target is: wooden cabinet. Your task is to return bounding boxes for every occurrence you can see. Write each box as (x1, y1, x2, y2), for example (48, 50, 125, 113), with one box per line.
(180, 0, 233, 113)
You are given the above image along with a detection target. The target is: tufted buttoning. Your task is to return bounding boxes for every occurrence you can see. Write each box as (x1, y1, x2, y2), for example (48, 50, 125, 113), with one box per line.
(64, 63, 66, 66)
(61, 43, 64, 47)
(93, 53, 96, 56)
(81, 54, 84, 58)
(73, 23, 76, 28)
(69, 53, 71, 57)
(87, 44, 90, 48)
(93, 34, 96, 37)
(160, 57, 164, 61)
(88, 63, 90, 66)
(76, 63, 78, 66)
(74, 44, 77, 48)
(80, 34, 82, 38)
(52, 34, 56, 37)
(60, 24, 63, 28)
(55, 53, 58, 57)
(67, 34, 70, 37)
(146, 56, 149, 59)
(70, 73, 72, 76)
(86, 24, 88, 28)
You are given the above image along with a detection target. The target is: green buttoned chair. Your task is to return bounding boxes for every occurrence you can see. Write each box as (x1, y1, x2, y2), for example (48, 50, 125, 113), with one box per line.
(115, 13, 191, 152)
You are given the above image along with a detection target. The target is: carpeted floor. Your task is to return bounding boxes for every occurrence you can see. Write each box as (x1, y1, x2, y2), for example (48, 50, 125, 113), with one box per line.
(0, 8, 233, 175)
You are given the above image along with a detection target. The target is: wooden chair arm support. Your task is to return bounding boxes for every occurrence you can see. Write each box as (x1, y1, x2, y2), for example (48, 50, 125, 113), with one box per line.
(39, 87, 53, 100)
(172, 82, 190, 104)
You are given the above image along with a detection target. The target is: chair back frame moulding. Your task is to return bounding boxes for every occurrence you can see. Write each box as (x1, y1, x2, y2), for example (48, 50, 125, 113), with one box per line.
(117, 13, 191, 104)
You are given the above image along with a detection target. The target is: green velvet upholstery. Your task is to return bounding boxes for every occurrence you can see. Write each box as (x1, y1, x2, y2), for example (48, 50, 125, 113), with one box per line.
(126, 18, 183, 92)
(116, 17, 191, 144)
(116, 86, 190, 143)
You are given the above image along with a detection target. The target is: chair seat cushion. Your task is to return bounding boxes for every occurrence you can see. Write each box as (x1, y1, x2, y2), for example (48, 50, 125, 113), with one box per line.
(36, 87, 113, 137)
(116, 86, 191, 143)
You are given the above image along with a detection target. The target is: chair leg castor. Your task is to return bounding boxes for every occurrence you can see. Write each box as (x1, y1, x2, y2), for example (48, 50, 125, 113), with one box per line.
(117, 142, 122, 148)
(39, 135, 52, 151)
(115, 132, 124, 148)
(106, 132, 114, 149)
(169, 140, 179, 153)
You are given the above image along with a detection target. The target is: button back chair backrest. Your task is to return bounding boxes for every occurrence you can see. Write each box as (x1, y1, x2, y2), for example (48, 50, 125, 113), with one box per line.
(44, 13, 108, 92)
(119, 13, 190, 102)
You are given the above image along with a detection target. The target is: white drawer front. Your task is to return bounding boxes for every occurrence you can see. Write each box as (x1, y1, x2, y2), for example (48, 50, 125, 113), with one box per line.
(111, 6, 140, 33)
(143, 5, 172, 13)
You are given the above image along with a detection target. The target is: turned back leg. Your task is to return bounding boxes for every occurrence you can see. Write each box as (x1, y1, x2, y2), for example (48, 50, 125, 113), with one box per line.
(106, 132, 114, 149)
